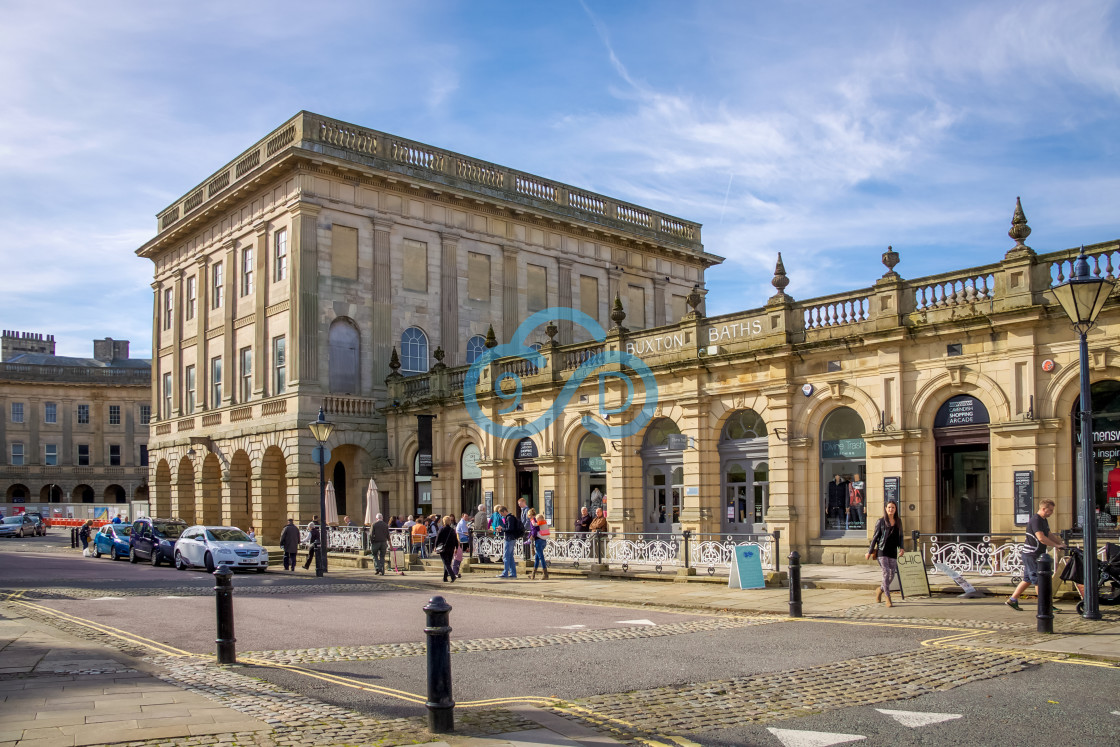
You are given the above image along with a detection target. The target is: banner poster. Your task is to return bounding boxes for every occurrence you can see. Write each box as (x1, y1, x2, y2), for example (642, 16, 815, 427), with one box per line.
(933, 562, 985, 598)
(416, 415, 434, 477)
(728, 544, 765, 590)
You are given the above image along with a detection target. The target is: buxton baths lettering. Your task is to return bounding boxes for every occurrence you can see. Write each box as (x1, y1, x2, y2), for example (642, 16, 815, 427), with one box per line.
(624, 319, 763, 358)
(626, 332, 689, 357)
(709, 319, 763, 343)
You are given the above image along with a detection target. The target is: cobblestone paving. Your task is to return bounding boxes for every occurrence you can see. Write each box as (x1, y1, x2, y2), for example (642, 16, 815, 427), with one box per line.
(846, 602, 1120, 633)
(550, 646, 1045, 740)
(243, 616, 776, 664)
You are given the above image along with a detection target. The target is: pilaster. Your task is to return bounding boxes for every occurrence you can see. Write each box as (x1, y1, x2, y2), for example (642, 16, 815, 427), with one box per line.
(501, 245, 518, 343)
(440, 232, 460, 363)
(371, 217, 393, 389)
(221, 240, 236, 405)
(288, 201, 321, 387)
(195, 255, 210, 409)
(253, 220, 269, 397)
(172, 270, 184, 416)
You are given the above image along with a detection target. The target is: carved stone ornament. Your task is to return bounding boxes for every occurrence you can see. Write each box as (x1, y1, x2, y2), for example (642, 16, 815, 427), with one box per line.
(1007, 196, 1034, 256)
(770, 253, 790, 300)
(686, 284, 704, 317)
(881, 245, 900, 279)
(484, 324, 498, 349)
(431, 346, 446, 371)
(545, 320, 558, 344)
(388, 347, 402, 374)
(610, 292, 627, 329)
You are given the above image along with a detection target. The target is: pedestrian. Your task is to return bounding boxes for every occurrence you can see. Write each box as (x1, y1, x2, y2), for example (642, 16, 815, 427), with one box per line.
(434, 516, 459, 582)
(247, 525, 257, 542)
(866, 501, 904, 607)
(589, 507, 608, 533)
(280, 518, 300, 571)
(497, 505, 523, 578)
(1007, 499, 1065, 611)
(112, 514, 122, 525)
(411, 516, 429, 558)
(389, 515, 401, 528)
(78, 520, 92, 551)
(575, 506, 592, 533)
(453, 512, 471, 578)
(303, 516, 321, 570)
(473, 503, 491, 563)
(528, 509, 550, 580)
(427, 514, 440, 556)
(346, 515, 356, 527)
(370, 513, 390, 575)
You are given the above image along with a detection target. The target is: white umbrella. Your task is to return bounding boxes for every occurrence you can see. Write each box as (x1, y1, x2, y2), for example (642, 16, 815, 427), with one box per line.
(324, 481, 340, 526)
(364, 478, 380, 525)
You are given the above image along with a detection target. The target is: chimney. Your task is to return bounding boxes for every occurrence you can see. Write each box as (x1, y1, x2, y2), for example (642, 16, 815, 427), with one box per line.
(2, 330, 56, 361)
(93, 338, 130, 363)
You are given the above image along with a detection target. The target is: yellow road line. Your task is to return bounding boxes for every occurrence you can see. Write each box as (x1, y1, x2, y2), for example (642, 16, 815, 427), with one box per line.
(7, 598, 196, 658)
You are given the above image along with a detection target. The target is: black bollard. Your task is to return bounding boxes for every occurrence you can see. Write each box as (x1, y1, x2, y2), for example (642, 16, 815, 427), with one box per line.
(424, 596, 454, 733)
(1036, 553, 1054, 634)
(213, 566, 237, 664)
(788, 550, 803, 618)
(70, 527, 78, 549)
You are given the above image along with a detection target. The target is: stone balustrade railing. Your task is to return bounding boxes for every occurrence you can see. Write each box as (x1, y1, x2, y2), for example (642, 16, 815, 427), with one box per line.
(0, 363, 150, 385)
(154, 112, 703, 251)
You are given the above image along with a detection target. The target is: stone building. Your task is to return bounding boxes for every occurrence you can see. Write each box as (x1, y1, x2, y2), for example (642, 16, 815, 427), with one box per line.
(384, 204, 1120, 563)
(0, 332, 151, 519)
(138, 112, 718, 542)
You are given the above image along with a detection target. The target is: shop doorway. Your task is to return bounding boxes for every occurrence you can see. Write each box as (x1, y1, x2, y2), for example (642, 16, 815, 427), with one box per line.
(513, 438, 539, 511)
(820, 407, 867, 536)
(460, 444, 482, 516)
(719, 409, 769, 533)
(578, 434, 608, 515)
(934, 395, 991, 534)
(641, 418, 684, 535)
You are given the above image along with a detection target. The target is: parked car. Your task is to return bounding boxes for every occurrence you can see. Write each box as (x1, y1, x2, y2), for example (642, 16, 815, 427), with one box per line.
(24, 512, 47, 536)
(93, 523, 132, 560)
(0, 515, 37, 538)
(174, 526, 269, 573)
(129, 517, 187, 566)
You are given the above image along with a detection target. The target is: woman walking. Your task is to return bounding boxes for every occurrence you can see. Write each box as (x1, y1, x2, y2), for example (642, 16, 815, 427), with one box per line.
(434, 516, 459, 582)
(527, 509, 550, 580)
(866, 501, 905, 607)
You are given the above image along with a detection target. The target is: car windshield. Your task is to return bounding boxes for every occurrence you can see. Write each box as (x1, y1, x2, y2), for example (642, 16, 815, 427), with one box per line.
(114, 525, 132, 536)
(155, 523, 185, 538)
(206, 528, 250, 542)
(2, 516, 22, 524)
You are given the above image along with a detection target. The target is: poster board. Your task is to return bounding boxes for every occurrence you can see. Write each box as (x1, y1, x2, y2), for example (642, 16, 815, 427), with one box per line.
(543, 490, 554, 524)
(728, 544, 765, 589)
(1014, 470, 1033, 526)
(895, 552, 931, 598)
(933, 562, 985, 598)
(883, 476, 900, 506)
(484, 491, 494, 515)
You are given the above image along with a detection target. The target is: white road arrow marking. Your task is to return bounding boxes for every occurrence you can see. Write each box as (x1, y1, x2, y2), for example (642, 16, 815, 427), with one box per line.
(91, 596, 124, 601)
(766, 728, 865, 747)
(876, 709, 963, 728)
(549, 624, 587, 629)
(617, 619, 657, 626)
(1112, 711, 1120, 716)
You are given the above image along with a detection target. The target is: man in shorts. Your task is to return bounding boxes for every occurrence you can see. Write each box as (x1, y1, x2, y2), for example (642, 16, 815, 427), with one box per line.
(1006, 499, 1065, 611)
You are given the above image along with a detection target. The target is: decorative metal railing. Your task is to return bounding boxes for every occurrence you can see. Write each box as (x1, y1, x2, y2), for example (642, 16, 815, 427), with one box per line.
(919, 533, 1030, 580)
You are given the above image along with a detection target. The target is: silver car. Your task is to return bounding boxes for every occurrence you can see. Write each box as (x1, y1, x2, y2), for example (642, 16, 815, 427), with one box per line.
(173, 525, 268, 573)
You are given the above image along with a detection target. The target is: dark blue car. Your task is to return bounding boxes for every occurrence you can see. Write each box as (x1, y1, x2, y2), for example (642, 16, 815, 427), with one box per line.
(93, 523, 132, 560)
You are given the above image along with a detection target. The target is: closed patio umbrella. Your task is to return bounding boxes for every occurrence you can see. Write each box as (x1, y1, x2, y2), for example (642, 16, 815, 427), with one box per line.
(364, 478, 380, 525)
(324, 481, 340, 526)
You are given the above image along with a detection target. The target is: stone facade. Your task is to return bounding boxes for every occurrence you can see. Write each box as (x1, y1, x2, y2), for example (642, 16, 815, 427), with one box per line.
(138, 112, 717, 542)
(384, 207, 1120, 564)
(0, 333, 151, 519)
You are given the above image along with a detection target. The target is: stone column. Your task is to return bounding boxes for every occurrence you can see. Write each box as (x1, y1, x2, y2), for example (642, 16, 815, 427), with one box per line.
(677, 396, 716, 533)
(172, 271, 183, 416)
(652, 278, 667, 327)
(222, 240, 236, 405)
(150, 282, 162, 418)
(761, 382, 800, 553)
(370, 217, 393, 390)
(28, 397, 40, 470)
(287, 202, 321, 388)
(440, 233, 460, 364)
(195, 256, 210, 409)
(502, 245, 518, 343)
(253, 221, 270, 398)
(557, 258, 573, 342)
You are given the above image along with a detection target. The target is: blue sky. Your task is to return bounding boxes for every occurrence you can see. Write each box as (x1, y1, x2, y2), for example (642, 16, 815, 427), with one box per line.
(1, 0, 1117, 358)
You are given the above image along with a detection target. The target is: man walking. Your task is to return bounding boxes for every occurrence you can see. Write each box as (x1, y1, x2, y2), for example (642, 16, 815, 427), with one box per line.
(472, 503, 490, 563)
(303, 516, 321, 571)
(280, 518, 300, 571)
(497, 505, 522, 579)
(369, 513, 390, 575)
(1007, 499, 1065, 611)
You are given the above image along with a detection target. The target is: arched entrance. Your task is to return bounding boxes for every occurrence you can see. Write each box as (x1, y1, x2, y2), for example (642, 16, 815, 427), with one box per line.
(153, 460, 172, 516)
(174, 459, 196, 523)
(228, 451, 251, 529)
(820, 407, 867, 535)
(6, 484, 29, 502)
(642, 418, 683, 534)
(934, 395, 990, 534)
(259, 447, 286, 541)
(719, 409, 769, 533)
(577, 434, 607, 513)
(332, 461, 347, 519)
(105, 485, 127, 504)
(513, 438, 539, 511)
(39, 484, 64, 503)
(71, 484, 94, 503)
(460, 444, 482, 516)
(1072, 379, 1120, 530)
(200, 453, 223, 525)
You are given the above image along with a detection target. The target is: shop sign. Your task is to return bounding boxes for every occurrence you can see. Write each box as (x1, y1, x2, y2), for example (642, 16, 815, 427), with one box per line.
(461, 444, 482, 480)
(625, 331, 688, 357)
(821, 438, 866, 459)
(1014, 470, 1034, 526)
(707, 318, 764, 345)
(728, 544, 765, 590)
(484, 490, 494, 515)
(543, 490, 554, 524)
(934, 395, 990, 428)
(515, 438, 538, 460)
(579, 456, 607, 473)
(896, 553, 931, 598)
(883, 476, 900, 505)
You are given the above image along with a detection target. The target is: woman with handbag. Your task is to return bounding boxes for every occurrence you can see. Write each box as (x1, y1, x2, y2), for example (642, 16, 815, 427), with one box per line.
(866, 501, 904, 607)
(527, 509, 550, 580)
(434, 515, 459, 583)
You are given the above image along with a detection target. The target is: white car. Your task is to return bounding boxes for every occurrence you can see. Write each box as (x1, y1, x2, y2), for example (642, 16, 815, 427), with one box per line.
(174, 526, 268, 573)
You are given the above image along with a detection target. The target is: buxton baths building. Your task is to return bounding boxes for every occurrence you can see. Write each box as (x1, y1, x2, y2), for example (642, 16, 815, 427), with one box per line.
(138, 112, 719, 544)
(381, 205, 1120, 564)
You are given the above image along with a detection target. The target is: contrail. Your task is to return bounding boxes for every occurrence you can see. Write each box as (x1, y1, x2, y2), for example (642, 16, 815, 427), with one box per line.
(719, 173, 734, 224)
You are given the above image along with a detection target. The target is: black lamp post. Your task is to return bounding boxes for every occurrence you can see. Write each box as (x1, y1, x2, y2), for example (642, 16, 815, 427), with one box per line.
(1051, 246, 1114, 620)
(308, 406, 335, 578)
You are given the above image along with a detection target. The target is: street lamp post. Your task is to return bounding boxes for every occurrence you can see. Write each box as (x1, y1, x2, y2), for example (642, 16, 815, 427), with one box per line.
(308, 406, 335, 579)
(1051, 246, 1115, 621)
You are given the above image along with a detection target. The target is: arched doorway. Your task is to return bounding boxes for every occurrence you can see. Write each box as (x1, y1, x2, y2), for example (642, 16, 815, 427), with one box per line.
(719, 409, 769, 533)
(642, 418, 683, 534)
(413, 453, 432, 517)
(513, 438, 539, 511)
(200, 453, 223, 525)
(7, 484, 29, 502)
(259, 447, 286, 541)
(228, 451, 251, 529)
(820, 407, 867, 535)
(332, 461, 347, 519)
(578, 434, 607, 514)
(39, 484, 64, 503)
(71, 484, 93, 503)
(1072, 380, 1120, 530)
(934, 395, 990, 534)
(460, 444, 482, 516)
(105, 485, 127, 504)
(154, 460, 172, 516)
(174, 459, 196, 523)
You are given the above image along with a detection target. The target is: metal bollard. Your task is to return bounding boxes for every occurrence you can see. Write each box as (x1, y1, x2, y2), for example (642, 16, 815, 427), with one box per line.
(70, 527, 78, 548)
(788, 551, 803, 618)
(1036, 554, 1054, 634)
(424, 596, 455, 733)
(213, 566, 237, 664)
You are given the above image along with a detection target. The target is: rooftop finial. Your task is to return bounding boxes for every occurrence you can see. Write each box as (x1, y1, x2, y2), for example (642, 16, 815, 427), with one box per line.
(769, 252, 791, 302)
(881, 245, 901, 280)
(484, 324, 498, 349)
(610, 291, 627, 331)
(1007, 196, 1034, 257)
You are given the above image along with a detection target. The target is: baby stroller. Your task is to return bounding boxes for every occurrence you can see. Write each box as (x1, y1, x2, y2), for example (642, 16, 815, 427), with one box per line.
(1059, 543, 1120, 615)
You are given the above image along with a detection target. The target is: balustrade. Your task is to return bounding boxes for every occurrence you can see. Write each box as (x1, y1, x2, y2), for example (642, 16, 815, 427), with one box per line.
(563, 345, 604, 371)
(229, 406, 253, 423)
(260, 399, 287, 417)
(323, 395, 375, 417)
(1048, 245, 1119, 285)
(515, 175, 556, 201)
(913, 271, 996, 310)
(803, 295, 870, 329)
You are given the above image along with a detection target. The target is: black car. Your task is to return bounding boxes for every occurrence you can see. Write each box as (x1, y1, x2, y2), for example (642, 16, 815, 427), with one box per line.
(129, 517, 187, 566)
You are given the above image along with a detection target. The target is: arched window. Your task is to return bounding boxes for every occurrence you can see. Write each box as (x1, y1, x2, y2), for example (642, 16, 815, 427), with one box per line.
(400, 327, 429, 374)
(465, 335, 487, 365)
(719, 409, 769, 532)
(820, 406, 867, 534)
(328, 318, 360, 393)
(721, 409, 767, 441)
(643, 418, 681, 448)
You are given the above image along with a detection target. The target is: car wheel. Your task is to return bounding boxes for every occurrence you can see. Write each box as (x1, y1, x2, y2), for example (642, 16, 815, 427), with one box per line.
(111, 548, 121, 561)
(94, 544, 102, 558)
(204, 552, 215, 573)
(175, 551, 188, 571)
(129, 548, 139, 564)
(151, 548, 161, 567)
(18, 529, 24, 538)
